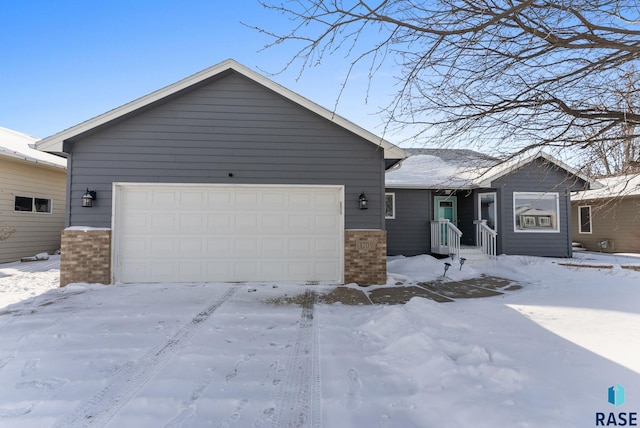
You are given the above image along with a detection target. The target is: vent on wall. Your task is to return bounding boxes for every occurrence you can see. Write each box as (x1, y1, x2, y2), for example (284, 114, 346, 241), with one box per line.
(597, 240, 613, 250)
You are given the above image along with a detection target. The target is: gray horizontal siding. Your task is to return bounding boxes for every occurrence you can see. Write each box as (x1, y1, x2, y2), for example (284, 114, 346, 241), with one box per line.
(386, 189, 431, 256)
(495, 158, 585, 258)
(67, 71, 386, 229)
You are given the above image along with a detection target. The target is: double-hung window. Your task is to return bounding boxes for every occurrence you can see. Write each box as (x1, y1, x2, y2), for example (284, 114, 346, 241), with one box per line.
(578, 205, 592, 234)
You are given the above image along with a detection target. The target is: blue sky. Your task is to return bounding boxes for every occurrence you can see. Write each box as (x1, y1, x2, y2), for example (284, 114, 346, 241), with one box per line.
(1, 1, 399, 141)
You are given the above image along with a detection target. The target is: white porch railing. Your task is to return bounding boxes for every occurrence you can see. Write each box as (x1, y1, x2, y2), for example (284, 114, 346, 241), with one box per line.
(474, 220, 498, 258)
(430, 219, 462, 258)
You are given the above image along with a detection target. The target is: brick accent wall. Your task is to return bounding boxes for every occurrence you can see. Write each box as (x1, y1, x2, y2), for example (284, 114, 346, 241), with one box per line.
(60, 229, 112, 286)
(344, 230, 387, 286)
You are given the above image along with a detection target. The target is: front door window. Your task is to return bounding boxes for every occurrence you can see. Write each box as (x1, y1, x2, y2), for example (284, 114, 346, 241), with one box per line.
(434, 196, 457, 225)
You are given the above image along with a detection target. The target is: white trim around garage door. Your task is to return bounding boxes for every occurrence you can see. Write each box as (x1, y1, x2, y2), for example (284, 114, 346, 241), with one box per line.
(112, 183, 345, 284)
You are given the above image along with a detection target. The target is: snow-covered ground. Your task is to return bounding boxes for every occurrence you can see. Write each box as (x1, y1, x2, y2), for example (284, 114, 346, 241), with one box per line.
(0, 252, 639, 427)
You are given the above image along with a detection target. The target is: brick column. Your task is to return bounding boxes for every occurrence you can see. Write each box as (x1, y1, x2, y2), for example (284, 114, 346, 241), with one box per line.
(60, 229, 112, 286)
(344, 230, 387, 286)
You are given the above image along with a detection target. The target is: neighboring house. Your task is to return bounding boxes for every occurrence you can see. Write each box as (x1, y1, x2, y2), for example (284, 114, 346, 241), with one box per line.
(35, 59, 406, 286)
(0, 127, 67, 263)
(385, 149, 597, 259)
(571, 174, 640, 253)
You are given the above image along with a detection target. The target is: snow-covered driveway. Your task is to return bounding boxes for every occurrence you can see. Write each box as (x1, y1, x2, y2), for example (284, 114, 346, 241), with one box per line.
(1, 253, 640, 427)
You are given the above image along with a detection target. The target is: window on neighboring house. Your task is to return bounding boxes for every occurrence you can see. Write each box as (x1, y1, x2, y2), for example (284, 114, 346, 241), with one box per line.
(578, 205, 592, 234)
(513, 192, 559, 232)
(385, 193, 395, 219)
(14, 196, 52, 213)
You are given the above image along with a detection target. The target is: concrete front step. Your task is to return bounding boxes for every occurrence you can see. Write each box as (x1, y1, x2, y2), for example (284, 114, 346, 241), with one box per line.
(458, 247, 491, 262)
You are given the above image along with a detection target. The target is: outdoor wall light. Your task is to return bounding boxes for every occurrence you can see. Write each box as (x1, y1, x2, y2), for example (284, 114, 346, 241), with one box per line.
(358, 192, 368, 210)
(82, 188, 97, 208)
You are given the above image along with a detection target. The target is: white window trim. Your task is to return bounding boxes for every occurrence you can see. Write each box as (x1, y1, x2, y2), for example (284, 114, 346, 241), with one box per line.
(385, 192, 396, 219)
(14, 196, 53, 214)
(477, 192, 497, 231)
(578, 205, 592, 234)
(513, 192, 560, 233)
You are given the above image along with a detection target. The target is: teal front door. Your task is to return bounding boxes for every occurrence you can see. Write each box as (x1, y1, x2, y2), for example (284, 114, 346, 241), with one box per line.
(434, 196, 457, 224)
(434, 196, 458, 248)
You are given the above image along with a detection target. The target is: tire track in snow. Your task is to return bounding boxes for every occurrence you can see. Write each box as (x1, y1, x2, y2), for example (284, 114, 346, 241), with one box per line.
(54, 285, 238, 428)
(271, 289, 321, 428)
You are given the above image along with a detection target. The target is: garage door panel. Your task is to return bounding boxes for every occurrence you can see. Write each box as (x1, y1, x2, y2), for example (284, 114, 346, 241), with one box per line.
(179, 214, 205, 231)
(207, 191, 233, 207)
(121, 237, 148, 254)
(262, 192, 285, 207)
(315, 215, 340, 231)
(115, 184, 343, 283)
(206, 238, 233, 255)
(152, 190, 178, 206)
(236, 192, 259, 208)
(150, 238, 178, 257)
(207, 214, 232, 230)
(262, 238, 285, 254)
(180, 190, 206, 206)
(288, 215, 313, 231)
(151, 215, 177, 230)
(235, 238, 261, 256)
(289, 193, 313, 208)
(235, 214, 259, 232)
(179, 238, 204, 255)
(261, 215, 285, 231)
(120, 214, 151, 233)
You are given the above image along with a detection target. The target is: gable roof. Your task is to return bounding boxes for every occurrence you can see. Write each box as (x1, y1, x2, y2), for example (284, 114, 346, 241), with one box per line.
(34, 59, 406, 161)
(0, 126, 66, 169)
(572, 174, 640, 201)
(386, 149, 598, 189)
(474, 151, 595, 188)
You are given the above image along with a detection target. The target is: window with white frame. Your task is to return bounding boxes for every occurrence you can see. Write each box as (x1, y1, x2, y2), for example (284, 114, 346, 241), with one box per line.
(14, 196, 52, 213)
(513, 192, 559, 232)
(578, 205, 592, 234)
(385, 193, 395, 219)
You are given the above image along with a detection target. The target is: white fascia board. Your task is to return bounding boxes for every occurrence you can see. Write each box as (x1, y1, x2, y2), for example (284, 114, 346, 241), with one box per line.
(35, 59, 406, 160)
(384, 184, 477, 190)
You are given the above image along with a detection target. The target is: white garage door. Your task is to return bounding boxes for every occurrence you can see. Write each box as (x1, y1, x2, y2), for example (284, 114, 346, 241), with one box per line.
(113, 184, 344, 283)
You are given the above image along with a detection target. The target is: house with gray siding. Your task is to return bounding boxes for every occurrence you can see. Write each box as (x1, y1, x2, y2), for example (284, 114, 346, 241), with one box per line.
(35, 59, 405, 286)
(385, 149, 596, 259)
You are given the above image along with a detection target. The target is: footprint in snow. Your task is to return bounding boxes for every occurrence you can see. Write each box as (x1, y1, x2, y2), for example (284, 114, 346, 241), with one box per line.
(15, 377, 67, 390)
(0, 404, 33, 417)
(0, 356, 14, 369)
(347, 368, 362, 409)
(21, 359, 39, 377)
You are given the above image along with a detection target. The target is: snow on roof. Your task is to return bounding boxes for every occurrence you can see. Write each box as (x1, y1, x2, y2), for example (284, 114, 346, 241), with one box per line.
(572, 174, 640, 201)
(386, 149, 598, 190)
(385, 149, 498, 189)
(0, 126, 66, 169)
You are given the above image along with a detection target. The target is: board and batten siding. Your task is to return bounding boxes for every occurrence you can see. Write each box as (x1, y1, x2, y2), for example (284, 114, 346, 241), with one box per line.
(385, 189, 431, 256)
(571, 197, 640, 253)
(0, 157, 66, 263)
(493, 158, 586, 258)
(66, 71, 386, 230)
